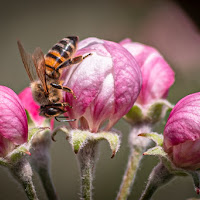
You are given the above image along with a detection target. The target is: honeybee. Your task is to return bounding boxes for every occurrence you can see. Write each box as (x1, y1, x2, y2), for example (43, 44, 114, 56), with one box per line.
(17, 36, 91, 121)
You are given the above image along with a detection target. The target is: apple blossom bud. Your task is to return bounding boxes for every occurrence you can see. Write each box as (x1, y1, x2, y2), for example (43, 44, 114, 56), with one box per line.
(120, 39, 175, 106)
(63, 37, 142, 132)
(163, 92, 200, 170)
(0, 86, 28, 157)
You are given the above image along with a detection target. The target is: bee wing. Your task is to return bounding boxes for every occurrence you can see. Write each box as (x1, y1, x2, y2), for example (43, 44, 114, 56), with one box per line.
(32, 47, 49, 95)
(17, 40, 38, 82)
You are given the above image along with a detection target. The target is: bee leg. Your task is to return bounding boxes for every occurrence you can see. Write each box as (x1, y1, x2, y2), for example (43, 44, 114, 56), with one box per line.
(55, 53, 92, 72)
(55, 116, 76, 122)
(50, 83, 76, 99)
(49, 102, 72, 108)
(70, 53, 92, 64)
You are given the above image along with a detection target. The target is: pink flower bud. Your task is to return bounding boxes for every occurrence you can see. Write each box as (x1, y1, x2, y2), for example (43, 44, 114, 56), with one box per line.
(64, 37, 142, 132)
(18, 87, 54, 129)
(163, 92, 200, 170)
(120, 39, 175, 106)
(0, 86, 28, 157)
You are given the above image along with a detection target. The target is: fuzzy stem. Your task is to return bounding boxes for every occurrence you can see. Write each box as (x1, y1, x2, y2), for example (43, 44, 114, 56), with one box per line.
(30, 130, 58, 200)
(38, 166, 58, 200)
(139, 162, 174, 200)
(116, 125, 152, 200)
(116, 147, 142, 200)
(10, 158, 38, 200)
(78, 141, 98, 200)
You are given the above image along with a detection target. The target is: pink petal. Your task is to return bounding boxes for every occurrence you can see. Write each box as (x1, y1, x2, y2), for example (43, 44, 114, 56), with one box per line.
(103, 40, 142, 129)
(171, 139, 200, 170)
(164, 92, 200, 152)
(0, 86, 28, 146)
(120, 40, 175, 105)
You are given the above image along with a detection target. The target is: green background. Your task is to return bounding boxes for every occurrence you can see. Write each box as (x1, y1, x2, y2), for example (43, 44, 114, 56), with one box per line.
(0, 0, 200, 199)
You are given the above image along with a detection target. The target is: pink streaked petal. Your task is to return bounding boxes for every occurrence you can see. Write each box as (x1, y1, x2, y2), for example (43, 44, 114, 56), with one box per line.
(172, 139, 200, 170)
(119, 38, 132, 46)
(164, 92, 200, 151)
(65, 50, 113, 120)
(0, 134, 15, 157)
(0, 86, 28, 145)
(77, 37, 104, 51)
(85, 73, 115, 132)
(103, 40, 142, 128)
(139, 56, 175, 105)
(121, 40, 175, 105)
(18, 87, 45, 125)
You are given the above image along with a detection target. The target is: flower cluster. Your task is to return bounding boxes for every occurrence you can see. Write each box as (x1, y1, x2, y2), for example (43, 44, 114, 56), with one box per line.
(1, 35, 199, 200)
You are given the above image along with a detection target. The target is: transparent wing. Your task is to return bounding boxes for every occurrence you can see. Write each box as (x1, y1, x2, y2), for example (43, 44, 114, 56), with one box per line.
(32, 47, 48, 95)
(17, 40, 38, 82)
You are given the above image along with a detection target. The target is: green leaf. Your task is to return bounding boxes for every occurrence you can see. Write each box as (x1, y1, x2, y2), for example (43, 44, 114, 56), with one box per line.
(139, 132, 163, 146)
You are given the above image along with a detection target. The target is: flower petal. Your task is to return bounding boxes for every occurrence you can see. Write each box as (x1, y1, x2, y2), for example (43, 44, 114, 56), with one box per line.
(120, 39, 175, 105)
(0, 86, 28, 145)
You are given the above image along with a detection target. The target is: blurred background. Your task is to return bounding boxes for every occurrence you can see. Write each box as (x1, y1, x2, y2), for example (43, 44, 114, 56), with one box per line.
(0, 0, 200, 199)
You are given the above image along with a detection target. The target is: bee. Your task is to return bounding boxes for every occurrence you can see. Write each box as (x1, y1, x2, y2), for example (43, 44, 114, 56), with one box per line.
(17, 36, 91, 121)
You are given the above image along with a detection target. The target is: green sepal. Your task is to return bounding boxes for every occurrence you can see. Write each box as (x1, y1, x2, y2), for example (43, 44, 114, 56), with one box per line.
(144, 146, 188, 176)
(163, 107, 173, 125)
(52, 127, 120, 158)
(124, 104, 143, 124)
(146, 100, 173, 124)
(124, 100, 173, 125)
(28, 127, 50, 142)
(9, 145, 30, 164)
(143, 146, 167, 157)
(139, 132, 163, 146)
(25, 109, 35, 127)
(0, 157, 10, 167)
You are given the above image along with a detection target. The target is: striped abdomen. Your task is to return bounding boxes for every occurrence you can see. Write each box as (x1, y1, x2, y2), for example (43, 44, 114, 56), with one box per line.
(45, 36, 78, 71)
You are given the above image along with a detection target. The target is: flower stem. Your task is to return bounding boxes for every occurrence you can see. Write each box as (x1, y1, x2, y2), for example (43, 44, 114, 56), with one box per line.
(78, 141, 98, 200)
(116, 125, 152, 200)
(38, 166, 58, 200)
(116, 147, 142, 200)
(139, 162, 174, 200)
(30, 130, 58, 200)
(10, 158, 38, 200)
